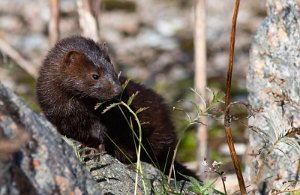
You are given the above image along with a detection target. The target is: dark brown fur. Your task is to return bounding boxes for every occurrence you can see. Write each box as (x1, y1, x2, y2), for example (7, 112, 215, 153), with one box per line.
(36, 36, 198, 180)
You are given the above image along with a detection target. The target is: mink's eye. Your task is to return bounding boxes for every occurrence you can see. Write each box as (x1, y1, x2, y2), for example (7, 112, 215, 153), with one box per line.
(92, 74, 99, 80)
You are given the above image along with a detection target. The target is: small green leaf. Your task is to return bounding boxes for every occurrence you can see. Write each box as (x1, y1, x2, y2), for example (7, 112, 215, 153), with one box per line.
(190, 88, 206, 106)
(117, 71, 122, 79)
(94, 100, 110, 110)
(192, 180, 215, 194)
(102, 102, 121, 114)
(127, 91, 139, 106)
(129, 116, 133, 128)
(62, 136, 76, 147)
(136, 107, 149, 114)
(94, 102, 102, 110)
(62, 137, 82, 160)
(122, 79, 130, 90)
(206, 91, 224, 111)
(215, 92, 225, 104)
(188, 176, 203, 191)
(281, 137, 300, 154)
(191, 101, 203, 116)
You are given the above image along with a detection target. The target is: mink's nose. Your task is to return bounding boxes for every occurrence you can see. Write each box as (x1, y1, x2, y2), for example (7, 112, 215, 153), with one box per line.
(112, 81, 122, 97)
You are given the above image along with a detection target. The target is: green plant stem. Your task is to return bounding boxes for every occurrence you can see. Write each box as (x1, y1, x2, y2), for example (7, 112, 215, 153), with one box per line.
(256, 135, 285, 183)
(168, 138, 180, 185)
(117, 106, 156, 166)
(118, 101, 146, 195)
(167, 122, 198, 185)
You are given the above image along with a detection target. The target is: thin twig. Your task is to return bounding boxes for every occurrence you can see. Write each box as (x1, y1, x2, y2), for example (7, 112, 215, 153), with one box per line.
(48, 0, 60, 47)
(224, 0, 246, 194)
(217, 171, 227, 195)
(194, 0, 207, 178)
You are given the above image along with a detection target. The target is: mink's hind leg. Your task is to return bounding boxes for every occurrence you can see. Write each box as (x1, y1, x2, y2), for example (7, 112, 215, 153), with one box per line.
(98, 143, 106, 154)
(77, 142, 106, 162)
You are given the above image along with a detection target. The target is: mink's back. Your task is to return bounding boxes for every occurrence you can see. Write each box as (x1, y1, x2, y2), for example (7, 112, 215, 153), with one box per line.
(97, 76, 177, 164)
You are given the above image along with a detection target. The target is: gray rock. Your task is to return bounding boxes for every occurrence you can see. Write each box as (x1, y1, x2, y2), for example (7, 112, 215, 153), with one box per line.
(0, 82, 224, 194)
(246, 0, 300, 193)
(0, 82, 100, 195)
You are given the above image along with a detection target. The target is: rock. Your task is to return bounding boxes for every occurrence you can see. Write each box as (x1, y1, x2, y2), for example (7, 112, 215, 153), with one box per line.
(0, 82, 224, 194)
(0, 15, 23, 33)
(246, 0, 300, 193)
(0, 82, 100, 195)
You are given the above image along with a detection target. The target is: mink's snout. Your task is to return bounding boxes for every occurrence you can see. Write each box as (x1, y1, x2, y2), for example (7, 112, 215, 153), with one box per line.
(113, 84, 122, 96)
(111, 80, 122, 98)
(98, 76, 122, 100)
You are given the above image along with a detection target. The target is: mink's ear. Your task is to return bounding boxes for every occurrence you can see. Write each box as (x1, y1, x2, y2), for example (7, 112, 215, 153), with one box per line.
(64, 51, 85, 66)
(99, 42, 108, 53)
(98, 42, 112, 64)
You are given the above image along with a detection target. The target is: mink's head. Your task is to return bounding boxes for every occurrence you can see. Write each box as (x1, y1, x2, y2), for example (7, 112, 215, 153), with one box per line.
(49, 36, 122, 101)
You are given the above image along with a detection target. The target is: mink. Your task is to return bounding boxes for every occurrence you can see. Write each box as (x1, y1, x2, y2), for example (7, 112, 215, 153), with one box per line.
(36, 36, 198, 180)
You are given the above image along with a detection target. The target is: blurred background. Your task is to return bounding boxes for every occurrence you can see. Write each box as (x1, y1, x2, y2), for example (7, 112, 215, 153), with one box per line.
(0, 0, 266, 187)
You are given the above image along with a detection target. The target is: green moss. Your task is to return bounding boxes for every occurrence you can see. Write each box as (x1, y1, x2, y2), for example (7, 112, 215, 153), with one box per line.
(209, 149, 224, 163)
(21, 93, 40, 112)
(1, 61, 40, 112)
(2, 61, 19, 73)
(230, 81, 248, 97)
(153, 77, 193, 104)
(177, 130, 197, 162)
(178, 37, 194, 53)
(103, 0, 136, 12)
(208, 124, 224, 139)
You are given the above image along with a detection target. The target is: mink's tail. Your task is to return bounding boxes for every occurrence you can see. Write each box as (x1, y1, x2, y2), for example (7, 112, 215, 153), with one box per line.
(172, 161, 201, 181)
